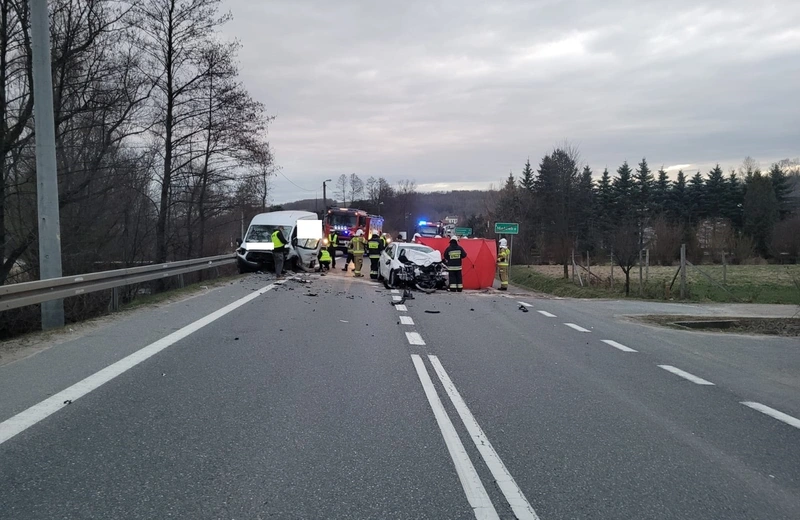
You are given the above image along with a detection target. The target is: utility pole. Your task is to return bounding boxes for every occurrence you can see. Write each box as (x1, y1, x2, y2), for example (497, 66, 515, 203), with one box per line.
(322, 178, 332, 211)
(30, 0, 64, 330)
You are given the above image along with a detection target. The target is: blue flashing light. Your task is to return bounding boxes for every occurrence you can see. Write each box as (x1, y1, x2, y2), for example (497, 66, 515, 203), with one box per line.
(419, 220, 426, 226)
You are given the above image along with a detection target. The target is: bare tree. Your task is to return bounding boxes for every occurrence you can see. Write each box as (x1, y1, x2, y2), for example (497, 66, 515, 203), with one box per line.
(348, 173, 363, 204)
(335, 174, 347, 206)
(611, 221, 640, 295)
(131, 0, 232, 262)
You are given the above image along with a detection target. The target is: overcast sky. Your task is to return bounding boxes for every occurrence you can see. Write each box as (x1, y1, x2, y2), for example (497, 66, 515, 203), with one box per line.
(222, 0, 800, 203)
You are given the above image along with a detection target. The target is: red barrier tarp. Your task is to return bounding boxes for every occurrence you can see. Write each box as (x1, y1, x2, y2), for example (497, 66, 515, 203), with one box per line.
(418, 238, 497, 290)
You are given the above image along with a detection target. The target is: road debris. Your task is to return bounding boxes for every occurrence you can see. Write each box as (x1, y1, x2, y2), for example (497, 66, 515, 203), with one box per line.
(425, 310, 441, 314)
(340, 320, 349, 323)
(518, 305, 529, 312)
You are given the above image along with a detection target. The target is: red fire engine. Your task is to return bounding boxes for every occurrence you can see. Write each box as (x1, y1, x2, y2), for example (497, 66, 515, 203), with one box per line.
(323, 207, 384, 253)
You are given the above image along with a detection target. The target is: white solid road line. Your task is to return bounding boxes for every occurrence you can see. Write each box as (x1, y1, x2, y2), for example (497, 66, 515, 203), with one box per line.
(741, 402, 800, 430)
(517, 301, 533, 307)
(406, 332, 426, 345)
(410, 355, 500, 520)
(537, 310, 556, 318)
(564, 323, 590, 332)
(399, 316, 414, 325)
(395, 304, 408, 312)
(601, 339, 637, 352)
(429, 356, 540, 520)
(0, 283, 279, 446)
(658, 365, 715, 385)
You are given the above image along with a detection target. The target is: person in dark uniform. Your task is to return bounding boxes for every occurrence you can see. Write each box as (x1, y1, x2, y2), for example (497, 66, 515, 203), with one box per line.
(443, 236, 467, 292)
(367, 233, 384, 280)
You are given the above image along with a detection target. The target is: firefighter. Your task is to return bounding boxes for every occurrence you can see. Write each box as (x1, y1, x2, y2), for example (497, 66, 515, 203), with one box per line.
(350, 229, 366, 277)
(367, 232, 384, 280)
(497, 238, 510, 291)
(443, 235, 467, 292)
(342, 235, 354, 271)
(327, 231, 338, 269)
(317, 247, 332, 272)
(271, 227, 289, 279)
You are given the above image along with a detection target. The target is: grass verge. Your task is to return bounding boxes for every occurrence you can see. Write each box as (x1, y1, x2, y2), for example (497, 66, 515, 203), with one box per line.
(510, 265, 800, 304)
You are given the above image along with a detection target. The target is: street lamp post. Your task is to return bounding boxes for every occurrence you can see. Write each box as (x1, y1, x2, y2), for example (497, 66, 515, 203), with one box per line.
(322, 179, 332, 211)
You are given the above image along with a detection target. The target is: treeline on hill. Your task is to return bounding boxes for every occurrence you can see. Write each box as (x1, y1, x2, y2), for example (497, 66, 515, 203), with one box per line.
(281, 177, 491, 235)
(1, 0, 273, 287)
(493, 149, 800, 294)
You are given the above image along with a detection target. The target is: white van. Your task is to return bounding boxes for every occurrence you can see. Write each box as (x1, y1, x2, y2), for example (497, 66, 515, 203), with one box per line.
(235, 210, 321, 273)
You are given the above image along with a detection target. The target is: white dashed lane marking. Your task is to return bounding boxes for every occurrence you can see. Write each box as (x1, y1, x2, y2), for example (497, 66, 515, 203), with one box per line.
(399, 316, 414, 325)
(601, 340, 637, 352)
(391, 289, 400, 294)
(537, 311, 556, 318)
(392, 295, 402, 301)
(406, 332, 426, 345)
(395, 304, 408, 312)
(741, 402, 800, 430)
(517, 302, 533, 307)
(564, 323, 590, 333)
(658, 365, 715, 385)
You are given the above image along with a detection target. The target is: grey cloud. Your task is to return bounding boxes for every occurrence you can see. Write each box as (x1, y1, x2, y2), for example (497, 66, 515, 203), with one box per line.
(223, 0, 800, 202)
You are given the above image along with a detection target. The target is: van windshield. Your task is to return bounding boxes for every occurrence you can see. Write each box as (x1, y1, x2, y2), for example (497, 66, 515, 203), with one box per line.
(246, 225, 291, 243)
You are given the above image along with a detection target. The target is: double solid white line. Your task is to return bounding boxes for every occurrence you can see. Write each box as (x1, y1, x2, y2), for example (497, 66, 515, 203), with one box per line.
(411, 354, 539, 520)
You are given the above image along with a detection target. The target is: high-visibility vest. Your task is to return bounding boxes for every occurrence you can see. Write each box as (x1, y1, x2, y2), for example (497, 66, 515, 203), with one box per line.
(367, 240, 381, 258)
(271, 230, 285, 249)
(445, 247, 465, 270)
(351, 236, 365, 253)
(497, 248, 509, 266)
(319, 249, 332, 262)
(328, 233, 338, 247)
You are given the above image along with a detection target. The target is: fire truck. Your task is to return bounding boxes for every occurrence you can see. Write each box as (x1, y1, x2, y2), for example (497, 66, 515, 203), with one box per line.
(323, 207, 384, 253)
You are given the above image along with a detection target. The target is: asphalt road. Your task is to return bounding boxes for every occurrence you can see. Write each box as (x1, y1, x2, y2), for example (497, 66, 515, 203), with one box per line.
(1, 271, 799, 519)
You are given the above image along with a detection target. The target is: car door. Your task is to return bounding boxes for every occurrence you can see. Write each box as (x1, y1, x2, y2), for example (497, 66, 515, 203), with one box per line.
(380, 244, 395, 279)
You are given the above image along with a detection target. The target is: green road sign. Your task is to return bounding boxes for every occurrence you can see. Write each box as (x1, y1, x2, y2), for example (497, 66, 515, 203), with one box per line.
(454, 227, 472, 236)
(494, 222, 519, 234)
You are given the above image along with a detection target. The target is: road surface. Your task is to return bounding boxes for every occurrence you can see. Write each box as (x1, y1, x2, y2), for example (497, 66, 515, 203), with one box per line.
(1, 271, 799, 519)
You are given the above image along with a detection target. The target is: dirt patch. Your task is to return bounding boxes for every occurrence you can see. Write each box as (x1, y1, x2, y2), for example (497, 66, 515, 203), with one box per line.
(635, 315, 800, 336)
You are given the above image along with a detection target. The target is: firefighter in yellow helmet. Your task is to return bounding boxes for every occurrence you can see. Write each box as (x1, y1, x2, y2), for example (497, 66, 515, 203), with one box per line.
(497, 238, 510, 290)
(350, 229, 366, 277)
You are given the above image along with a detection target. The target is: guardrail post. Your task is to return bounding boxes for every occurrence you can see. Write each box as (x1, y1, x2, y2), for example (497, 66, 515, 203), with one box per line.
(110, 287, 120, 312)
(178, 273, 185, 289)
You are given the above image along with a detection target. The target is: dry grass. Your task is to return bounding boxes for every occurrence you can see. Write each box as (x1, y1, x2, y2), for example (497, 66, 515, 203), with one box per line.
(511, 264, 800, 304)
(525, 264, 800, 287)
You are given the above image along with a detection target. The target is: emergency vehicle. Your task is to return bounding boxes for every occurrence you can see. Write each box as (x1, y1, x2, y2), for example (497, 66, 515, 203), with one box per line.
(414, 220, 446, 238)
(323, 207, 384, 253)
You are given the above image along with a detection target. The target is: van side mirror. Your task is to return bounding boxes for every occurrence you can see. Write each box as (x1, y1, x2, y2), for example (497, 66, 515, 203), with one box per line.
(235, 238, 242, 246)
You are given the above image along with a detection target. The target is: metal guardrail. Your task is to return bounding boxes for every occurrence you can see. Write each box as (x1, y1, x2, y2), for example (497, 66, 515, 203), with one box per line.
(0, 254, 235, 312)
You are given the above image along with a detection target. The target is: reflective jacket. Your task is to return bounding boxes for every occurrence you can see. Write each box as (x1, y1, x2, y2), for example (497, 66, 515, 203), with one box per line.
(328, 233, 338, 247)
(351, 236, 366, 254)
(271, 230, 287, 252)
(319, 249, 332, 262)
(497, 248, 509, 266)
(443, 244, 467, 270)
(367, 236, 384, 258)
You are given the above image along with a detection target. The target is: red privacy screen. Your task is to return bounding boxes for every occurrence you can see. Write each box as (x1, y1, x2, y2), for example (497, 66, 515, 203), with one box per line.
(418, 238, 498, 290)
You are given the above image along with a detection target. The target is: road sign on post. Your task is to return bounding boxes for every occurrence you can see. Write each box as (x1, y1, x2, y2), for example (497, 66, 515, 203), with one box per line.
(454, 227, 472, 236)
(494, 222, 519, 234)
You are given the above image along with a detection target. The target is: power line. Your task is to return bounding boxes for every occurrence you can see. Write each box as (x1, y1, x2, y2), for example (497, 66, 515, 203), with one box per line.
(276, 166, 315, 192)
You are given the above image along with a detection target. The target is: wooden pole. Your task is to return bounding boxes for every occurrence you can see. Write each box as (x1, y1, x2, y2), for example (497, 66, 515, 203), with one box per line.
(645, 249, 650, 283)
(680, 243, 687, 299)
